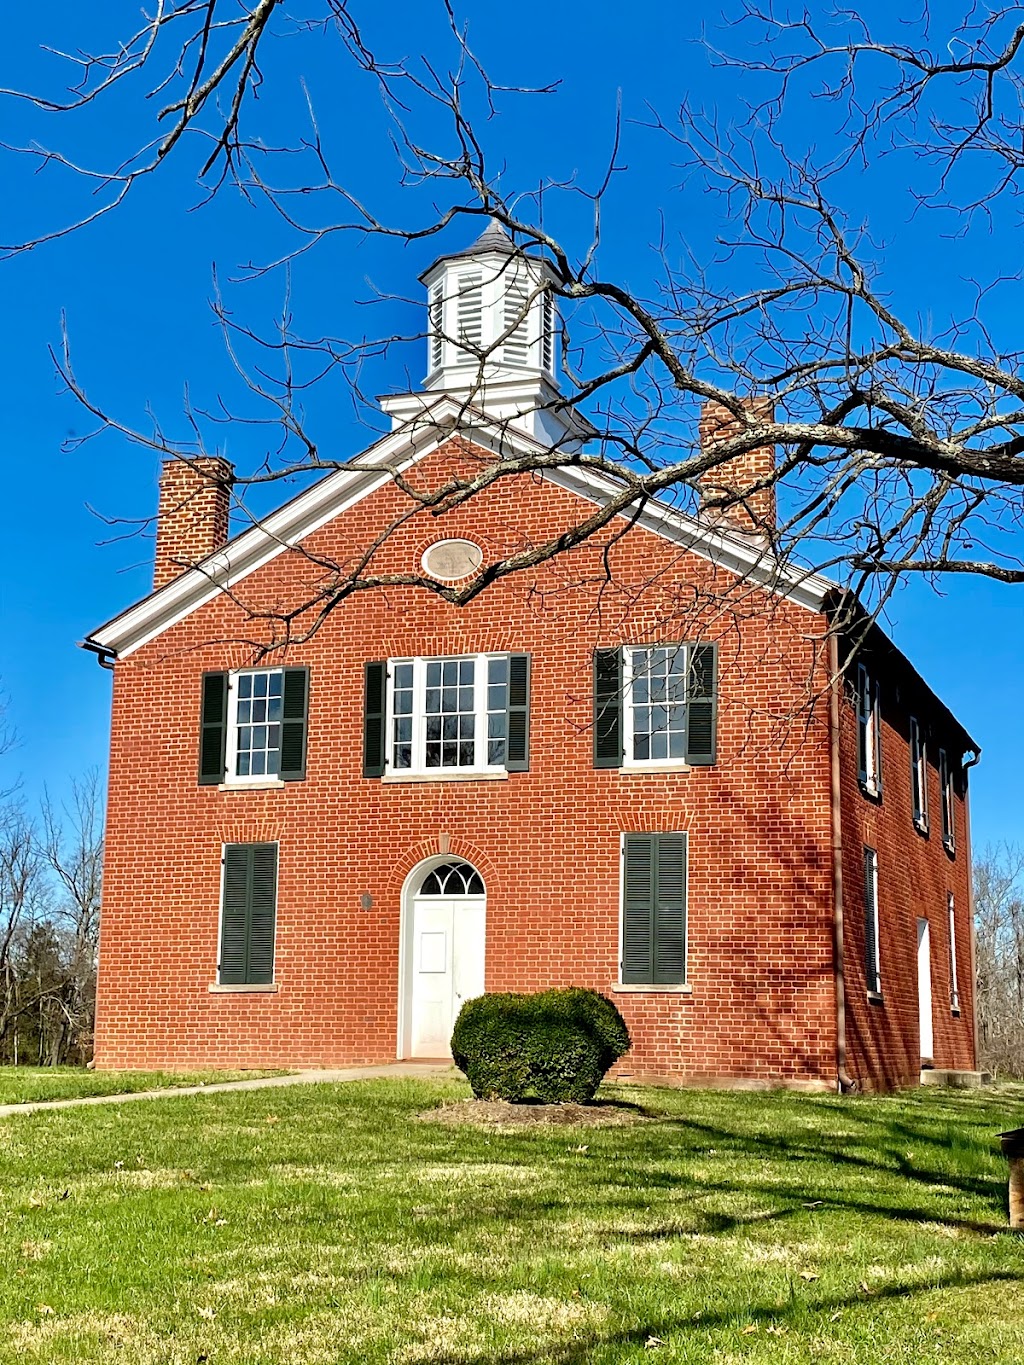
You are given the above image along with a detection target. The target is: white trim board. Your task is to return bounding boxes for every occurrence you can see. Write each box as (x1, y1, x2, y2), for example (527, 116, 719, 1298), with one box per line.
(84, 400, 834, 659)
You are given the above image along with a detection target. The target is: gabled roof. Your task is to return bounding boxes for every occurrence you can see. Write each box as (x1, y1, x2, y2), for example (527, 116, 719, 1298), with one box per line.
(83, 395, 836, 660)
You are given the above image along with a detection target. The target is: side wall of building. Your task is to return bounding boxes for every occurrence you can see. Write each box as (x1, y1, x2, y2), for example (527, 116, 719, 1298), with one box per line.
(838, 660, 976, 1089)
(94, 443, 839, 1083)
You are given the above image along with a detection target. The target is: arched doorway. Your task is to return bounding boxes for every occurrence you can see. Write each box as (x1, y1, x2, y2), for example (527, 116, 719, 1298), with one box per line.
(400, 859, 487, 1059)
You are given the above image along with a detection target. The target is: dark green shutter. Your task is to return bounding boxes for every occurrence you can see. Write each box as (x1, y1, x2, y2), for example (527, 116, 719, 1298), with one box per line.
(246, 844, 278, 984)
(622, 836, 655, 984)
(219, 842, 277, 985)
(594, 649, 623, 768)
(863, 846, 880, 993)
(622, 833, 687, 985)
(653, 835, 687, 983)
(686, 644, 717, 766)
(199, 672, 228, 786)
(279, 667, 309, 781)
(505, 654, 530, 771)
(363, 661, 387, 778)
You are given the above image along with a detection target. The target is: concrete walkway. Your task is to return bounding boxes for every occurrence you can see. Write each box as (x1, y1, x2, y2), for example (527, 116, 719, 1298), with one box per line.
(0, 1062, 456, 1118)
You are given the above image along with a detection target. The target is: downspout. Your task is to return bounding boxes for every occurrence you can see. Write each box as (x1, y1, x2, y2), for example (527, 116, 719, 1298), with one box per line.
(80, 640, 116, 671)
(962, 747, 983, 1072)
(829, 631, 857, 1093)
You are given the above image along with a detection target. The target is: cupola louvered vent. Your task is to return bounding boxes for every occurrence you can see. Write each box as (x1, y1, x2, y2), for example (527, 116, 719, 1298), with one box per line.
(428, 282, 443, 370)
(503, 276, 531, 366)
(457, 273, 483, 355)
(540, 289, 554, 372)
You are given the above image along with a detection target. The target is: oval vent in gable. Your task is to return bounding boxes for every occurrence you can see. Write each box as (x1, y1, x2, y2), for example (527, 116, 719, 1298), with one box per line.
(421, 539, 483, 582)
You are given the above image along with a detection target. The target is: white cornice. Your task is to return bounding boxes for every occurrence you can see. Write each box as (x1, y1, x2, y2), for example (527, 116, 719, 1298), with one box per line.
(84, 406, 833, 658)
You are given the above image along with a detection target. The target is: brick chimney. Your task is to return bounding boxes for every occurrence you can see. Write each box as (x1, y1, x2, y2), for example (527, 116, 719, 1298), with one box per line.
(697, 398, 776, 535)
(153, 456, 234, 589)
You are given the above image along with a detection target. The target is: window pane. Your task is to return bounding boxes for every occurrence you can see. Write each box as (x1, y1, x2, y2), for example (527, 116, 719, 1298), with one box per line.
(630, 647, 687, 762)
(422, 657, 477, 769)
(234, 670, 284, 777)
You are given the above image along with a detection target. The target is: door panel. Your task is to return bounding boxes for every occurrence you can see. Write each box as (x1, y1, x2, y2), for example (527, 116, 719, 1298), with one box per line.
(409, 896, 485, 1059)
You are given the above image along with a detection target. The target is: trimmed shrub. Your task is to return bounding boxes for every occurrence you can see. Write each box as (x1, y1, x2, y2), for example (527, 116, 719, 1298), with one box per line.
(451, 988, 631, 1103)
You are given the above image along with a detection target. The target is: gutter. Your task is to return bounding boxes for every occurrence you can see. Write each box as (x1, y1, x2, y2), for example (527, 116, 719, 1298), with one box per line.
(829, 630, 857, 1094)
(79, 639, 116, 671)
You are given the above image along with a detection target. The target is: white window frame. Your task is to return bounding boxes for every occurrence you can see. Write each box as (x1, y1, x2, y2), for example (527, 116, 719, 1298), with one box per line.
(858, 664, 882, 797)
(222, 667, 286, 787)
(864, 845, 881, 996)
(910, 716, 929, 834)
(385, 653, 510, 777)
(622, 644, 693, 770)
(948, 892, 961, 1013)
(939, 748, 956, 853)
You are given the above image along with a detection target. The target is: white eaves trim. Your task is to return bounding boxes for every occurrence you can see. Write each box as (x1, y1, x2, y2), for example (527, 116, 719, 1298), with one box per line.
(84, 399, 834, 659)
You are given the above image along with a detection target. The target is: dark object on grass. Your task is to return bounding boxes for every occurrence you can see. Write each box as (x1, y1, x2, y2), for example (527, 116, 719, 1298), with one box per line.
(451, 988, 631, 1103)
(998, 1128, 1024, 1230)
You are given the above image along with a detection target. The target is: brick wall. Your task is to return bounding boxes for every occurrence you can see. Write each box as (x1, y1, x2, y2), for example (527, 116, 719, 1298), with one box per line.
(838, 655, 976, 1089)
(92, 439, 974, 1087)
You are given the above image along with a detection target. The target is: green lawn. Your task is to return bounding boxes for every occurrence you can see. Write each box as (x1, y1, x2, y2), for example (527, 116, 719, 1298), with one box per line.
(0, 1067, 289, 1106)
(1, 1077, 1022, 1364)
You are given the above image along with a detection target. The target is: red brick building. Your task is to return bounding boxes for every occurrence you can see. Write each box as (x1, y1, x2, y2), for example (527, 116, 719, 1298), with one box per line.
(83, 224, 979, 1090)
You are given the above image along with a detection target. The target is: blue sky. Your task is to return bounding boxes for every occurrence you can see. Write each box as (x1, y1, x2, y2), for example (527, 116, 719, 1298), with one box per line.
(0, 1, 1021, 847)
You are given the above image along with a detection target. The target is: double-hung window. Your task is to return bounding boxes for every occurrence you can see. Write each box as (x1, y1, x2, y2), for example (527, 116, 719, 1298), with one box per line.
(594, 643, 717, 769)
(199, 668, 309, 786)
(939, 749, 956, 853)
(857, 664, 882, 797)
(910, 716, 928, 833)
(948, 892, 961, 1013)
(864, 845, 881, 996)
(363, 654, 530, 777)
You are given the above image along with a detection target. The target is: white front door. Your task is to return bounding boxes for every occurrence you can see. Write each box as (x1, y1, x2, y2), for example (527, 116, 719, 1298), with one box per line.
(409, 896, 485, 1058)
(917, 917, 934, 1063)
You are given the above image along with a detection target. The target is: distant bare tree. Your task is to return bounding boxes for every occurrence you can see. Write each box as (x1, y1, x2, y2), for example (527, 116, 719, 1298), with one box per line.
(39, 772, 104, 1064)
(975, 844, 1024, 1078)
(0, 802, 48, 1063)
(0, 773, 103, 1066)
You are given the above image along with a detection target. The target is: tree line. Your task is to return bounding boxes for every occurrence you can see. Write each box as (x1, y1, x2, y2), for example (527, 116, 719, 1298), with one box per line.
(0, 773, 102, 1066)
(975, 844, 1024, 1079)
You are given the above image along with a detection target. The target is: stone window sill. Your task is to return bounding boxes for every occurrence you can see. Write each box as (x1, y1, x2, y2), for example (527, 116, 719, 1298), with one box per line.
(208, 983, 279, 994)
(867, 990, 884, 1006)
(217, 780, 286, 792)
(619, 764, 692, 775)
(381, 770, 509, 784)
(611, 982, 693, 995)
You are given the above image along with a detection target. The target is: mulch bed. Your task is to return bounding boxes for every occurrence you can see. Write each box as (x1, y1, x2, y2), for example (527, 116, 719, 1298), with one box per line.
(416, 1098, 648, 1128)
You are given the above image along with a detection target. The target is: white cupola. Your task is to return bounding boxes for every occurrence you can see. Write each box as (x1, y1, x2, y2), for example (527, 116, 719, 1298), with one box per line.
(379, 219, 595, 450)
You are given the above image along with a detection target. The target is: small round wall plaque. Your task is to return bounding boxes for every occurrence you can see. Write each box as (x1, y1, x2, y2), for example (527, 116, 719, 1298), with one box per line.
(421, 539, 483, 582)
